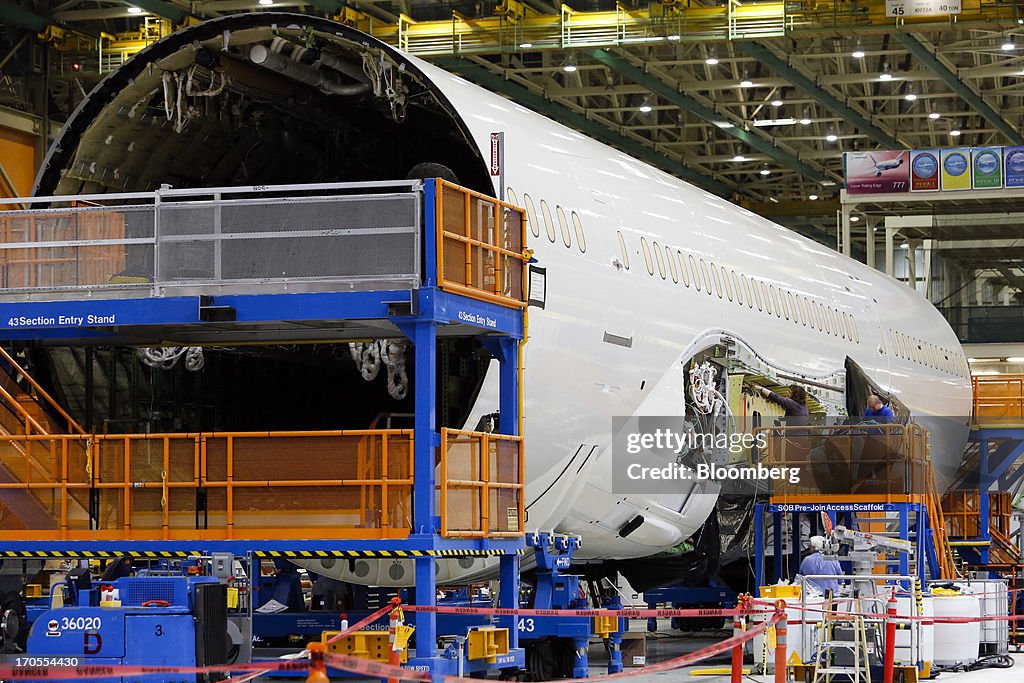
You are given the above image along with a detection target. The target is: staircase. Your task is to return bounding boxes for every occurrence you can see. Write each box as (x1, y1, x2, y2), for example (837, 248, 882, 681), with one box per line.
(0, 347, 91, 531)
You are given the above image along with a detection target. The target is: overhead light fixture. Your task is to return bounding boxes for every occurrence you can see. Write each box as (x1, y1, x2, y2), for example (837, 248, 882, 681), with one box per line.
(799, 109, 812, 125)
(850, 215, 861, 222)
(127, 5, 143, 12)
(826, 131, 838, 142)
(768, 196, 779, 203)
(1006, 356, 1024, 363)
(905, 88, 917, 101)
(668, 35, 681, 41)
(950, 128, 961, 136)
(928, 111, 940, 119)
(771, 98, 784, 107)
(879, 63, 893, 81)
(900, 243, 910, 249)
(809, 194, 819, 200)
(752, 118, 797, 127)
(519, 42, 533, 48)
(1003, 37, 1016, 51)
(852, 39, 865, 59)
(563, 55, 577, 73)
(732, 154, 748, 162)
(639, 97, 653, 113)
(873, 226, 879, 232)
(760, 164, 771, 176)
(714, 121, 735, 128)
(968, 357, 1001, 363)
(705, 48, 719, 65)
(258, 0, 273, 4)
(740, 72, 753, 88)
(821, 180, 837, 186)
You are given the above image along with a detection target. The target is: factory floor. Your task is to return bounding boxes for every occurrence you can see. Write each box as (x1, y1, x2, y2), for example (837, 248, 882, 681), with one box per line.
(255, 623, 1023, 681)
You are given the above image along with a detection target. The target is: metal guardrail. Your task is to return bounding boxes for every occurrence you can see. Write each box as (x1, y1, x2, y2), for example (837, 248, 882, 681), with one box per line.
(0, 181, 423, 298)
(0, 430, 416, 540)
(936, 305, 1024, 344)
(753, 423, 931, 501)
(439, 428, 524, 538)
(972, 374, 1024, 420)
(0, 180, 530, 309)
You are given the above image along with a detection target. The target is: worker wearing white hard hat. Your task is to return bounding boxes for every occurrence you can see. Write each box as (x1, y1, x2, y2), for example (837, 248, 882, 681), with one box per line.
(799, 535, 844, 594)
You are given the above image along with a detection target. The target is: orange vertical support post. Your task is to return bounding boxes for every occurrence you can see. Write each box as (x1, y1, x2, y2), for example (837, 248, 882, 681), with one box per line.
(883, 593, 897, 683)
(387, 596, 403, 683)
(731, 614, 744, 683)
(774, 601, 787, 683)
(464, 189, 472, 287)
(381, 433, 389, 529)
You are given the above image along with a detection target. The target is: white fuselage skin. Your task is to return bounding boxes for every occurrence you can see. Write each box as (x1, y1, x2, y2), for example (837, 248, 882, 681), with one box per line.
(406, 58, 973, 562)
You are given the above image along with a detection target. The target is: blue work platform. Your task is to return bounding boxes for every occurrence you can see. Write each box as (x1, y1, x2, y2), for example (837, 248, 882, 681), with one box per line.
(0, 179, 530, 679)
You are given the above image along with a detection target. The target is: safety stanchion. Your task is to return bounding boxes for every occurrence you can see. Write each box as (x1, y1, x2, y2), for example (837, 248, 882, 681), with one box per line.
(307, 642, 330, 683)
(774, 600, 788, 683)
(884, 592, 897, 683)
(388, 596, 403, 683)
(731, 611, 744, 683)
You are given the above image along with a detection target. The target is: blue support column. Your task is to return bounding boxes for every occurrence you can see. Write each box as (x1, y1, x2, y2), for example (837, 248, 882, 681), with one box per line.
(980, 437, 991, 564)
(754, 504, 764, 594)
(773, 510, 783, 584)
(898, 506, 909, 578)
(499, 554, 519, 651)
(400, 317, 440, 664)
(790, 513, 801, 581)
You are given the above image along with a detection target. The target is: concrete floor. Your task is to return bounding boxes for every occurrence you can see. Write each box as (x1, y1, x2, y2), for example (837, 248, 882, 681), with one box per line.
(256, 624, 1022, 682)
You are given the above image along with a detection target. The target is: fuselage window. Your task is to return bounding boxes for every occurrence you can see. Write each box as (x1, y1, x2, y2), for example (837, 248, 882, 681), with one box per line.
(667, 246, 679, 283)
(851, 315, 859, 343)
(653, 241, 667, 279)
(557, 206, 572, 248)
(710, 262, 722, 298)
(742, 275, 753, 308)
(507, 188, 519, 209)
(722, 266, 733, 301)
(771, 286, 782, 317)
(839, 311, 847, 339)
(797, 297, 808, 326)
(762, 282, 772, 315)
(831, 309, 840, 337)
(524, 193, 540, 239)
(689, 255, 702, 291)
(821, 304, 831, 335)
(700, 260, 712, 296)
(617, 231, 630, 270)
(641, 237, 654, 275)
(731, 271, 742, 305)
(782, 290, 791, 321)
(571, 212, 586, 252)
(677, 251, 690, 287)
(540, 200, 556, 243)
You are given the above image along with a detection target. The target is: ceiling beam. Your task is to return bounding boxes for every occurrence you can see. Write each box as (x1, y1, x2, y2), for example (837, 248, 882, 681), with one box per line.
(895, 32, 1024, 145)
(0, 0, 50, 31)
(125, 0, 189, 23)
(736, 42, 902, 149)
(432, 58, 736, 198)
(588, 48, 832, 185)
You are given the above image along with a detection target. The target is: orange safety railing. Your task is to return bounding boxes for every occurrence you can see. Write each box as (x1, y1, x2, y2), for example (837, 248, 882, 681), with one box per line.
(435, 179, 528, 309)
(754, 423, 931, 503)
(0, 430, 415, 541)
(972, 374, 1024, 421)
(438, 428, 524, 538)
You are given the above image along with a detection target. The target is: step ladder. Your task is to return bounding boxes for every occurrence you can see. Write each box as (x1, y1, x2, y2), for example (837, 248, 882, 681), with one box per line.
(812, 598, 873, 683)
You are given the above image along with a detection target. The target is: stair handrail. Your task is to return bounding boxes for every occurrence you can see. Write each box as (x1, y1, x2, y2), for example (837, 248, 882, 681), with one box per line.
(0, 347, 86, 435)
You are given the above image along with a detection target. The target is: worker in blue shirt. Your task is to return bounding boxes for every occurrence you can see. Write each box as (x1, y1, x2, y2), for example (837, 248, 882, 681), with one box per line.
(863, 394, 894, 423)
(799, 536, 843, 594)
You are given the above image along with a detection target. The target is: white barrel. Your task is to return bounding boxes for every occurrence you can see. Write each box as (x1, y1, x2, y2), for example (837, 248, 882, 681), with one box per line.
(961, 580, 1009, 655)
(932, 594, 980, 666)
(750, 597, 825, 669)
(893, 595, 933, 668)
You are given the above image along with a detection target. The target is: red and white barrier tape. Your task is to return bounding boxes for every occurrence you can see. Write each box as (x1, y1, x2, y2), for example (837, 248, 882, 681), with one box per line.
(402, 604, 768, 619)
(749, 597, 1024, 623)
